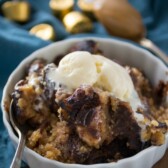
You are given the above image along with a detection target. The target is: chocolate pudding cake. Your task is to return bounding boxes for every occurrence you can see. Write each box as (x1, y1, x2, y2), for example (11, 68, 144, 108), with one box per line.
(11, 40, 168, 164)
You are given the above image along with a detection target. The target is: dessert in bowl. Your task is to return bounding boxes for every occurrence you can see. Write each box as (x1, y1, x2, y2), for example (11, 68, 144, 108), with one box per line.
(1, 38, 168, 168)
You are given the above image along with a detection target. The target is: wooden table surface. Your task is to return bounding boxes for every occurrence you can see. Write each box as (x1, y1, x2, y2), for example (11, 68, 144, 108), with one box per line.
(153, 149, 168, 168)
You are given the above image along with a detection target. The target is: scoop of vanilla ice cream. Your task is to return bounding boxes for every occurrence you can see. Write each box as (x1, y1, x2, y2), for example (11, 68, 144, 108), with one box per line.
(46, 51, 142, 116)
(94, 55, 134, 101)
(58, 51, 136, 102)
(57, 51, 98, 89)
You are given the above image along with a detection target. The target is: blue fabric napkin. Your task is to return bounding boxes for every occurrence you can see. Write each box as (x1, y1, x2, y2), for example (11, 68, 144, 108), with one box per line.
(0, 0, 168, 167)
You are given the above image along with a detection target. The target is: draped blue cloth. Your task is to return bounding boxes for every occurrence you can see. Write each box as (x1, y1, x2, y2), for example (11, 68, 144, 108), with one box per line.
(0, 0, 168, 167)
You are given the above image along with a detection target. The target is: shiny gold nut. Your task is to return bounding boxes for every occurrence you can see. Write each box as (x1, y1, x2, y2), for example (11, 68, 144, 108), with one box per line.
(63, 11, 93, 34)
(30, 24, 56, 41)
(49, 0, 74, 19)
(78, 0, 96, 20)
(2, 1, 30, 22)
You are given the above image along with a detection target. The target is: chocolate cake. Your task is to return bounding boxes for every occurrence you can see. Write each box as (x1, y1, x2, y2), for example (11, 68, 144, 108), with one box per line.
(11, 40, 168, 164)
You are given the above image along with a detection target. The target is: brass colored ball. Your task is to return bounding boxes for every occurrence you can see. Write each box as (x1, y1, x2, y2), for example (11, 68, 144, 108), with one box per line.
(63, 11, 93, 34)
(30, 24, 56, 41)
(78, 0, 96, 20)
(49, 0, 74, 19)
(2, 1, 30, 22)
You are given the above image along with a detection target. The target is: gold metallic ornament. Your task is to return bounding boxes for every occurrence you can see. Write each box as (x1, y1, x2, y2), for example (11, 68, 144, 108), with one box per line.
(29, 24, 56, 41)
(78, 0, 96, 20)
(2, 1, 30, 22)
(49, 0, 74, 19)
(63, 11, 93, 34)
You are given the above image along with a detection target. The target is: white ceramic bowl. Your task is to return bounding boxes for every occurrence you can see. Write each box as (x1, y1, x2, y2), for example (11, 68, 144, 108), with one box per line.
(1, 37, 168, 168)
